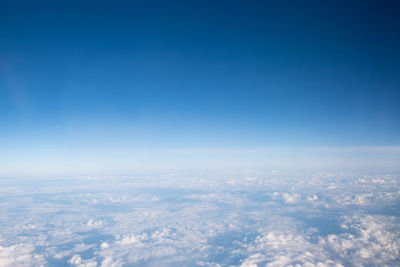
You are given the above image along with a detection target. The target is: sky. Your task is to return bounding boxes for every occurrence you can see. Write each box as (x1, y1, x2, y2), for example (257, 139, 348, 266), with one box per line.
(1, 0, 400, 175)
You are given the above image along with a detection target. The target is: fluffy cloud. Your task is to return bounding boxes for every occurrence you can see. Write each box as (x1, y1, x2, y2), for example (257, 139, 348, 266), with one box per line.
(68, 254, 97, 267)
(239, 214, 400, 266)
(0, 243, 45, 267)
(0, 171, 399, 266)
(87, 219, 105, 229)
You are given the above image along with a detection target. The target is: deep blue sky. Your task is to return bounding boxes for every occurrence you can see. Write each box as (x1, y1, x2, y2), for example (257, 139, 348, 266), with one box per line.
(1, 0, 400, 174)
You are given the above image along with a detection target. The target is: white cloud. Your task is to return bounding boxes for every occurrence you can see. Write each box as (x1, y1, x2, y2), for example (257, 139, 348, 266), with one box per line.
(240, 214, 400, 266)
(100, 242, 109, 250)
(282, 193, 301, 204)
(0, 244, 45, 267)
(116, 233, 148, 246)
(100, 256, 123, 267)
(87, 219, 105, 229)
(69, 255, 83, 265)
(68, 254, 97, 267)
(0, 171, 399, 266)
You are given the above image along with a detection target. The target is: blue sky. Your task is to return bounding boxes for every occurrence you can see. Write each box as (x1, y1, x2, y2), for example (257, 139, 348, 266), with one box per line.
(1, 0, 400, 174)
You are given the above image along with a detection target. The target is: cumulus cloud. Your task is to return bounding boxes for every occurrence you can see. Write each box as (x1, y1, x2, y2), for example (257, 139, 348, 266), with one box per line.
(68, 254, 97, 267)
(0, 244, 45, 267)
(0, 171, 399, 266)
(87, 219, 105, 229)
(100, 256, 123, 267)
(239, 214, 400, 266)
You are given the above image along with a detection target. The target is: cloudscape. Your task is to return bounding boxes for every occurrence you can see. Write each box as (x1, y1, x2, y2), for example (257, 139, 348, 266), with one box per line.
(0, 0, 399, 266)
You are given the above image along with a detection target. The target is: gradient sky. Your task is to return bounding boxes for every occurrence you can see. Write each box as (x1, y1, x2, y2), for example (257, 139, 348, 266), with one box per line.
(1, 0, 400, 174)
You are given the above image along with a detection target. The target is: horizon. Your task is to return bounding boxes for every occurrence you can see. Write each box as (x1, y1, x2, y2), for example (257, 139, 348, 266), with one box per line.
(1, 1, 400, 266)
(1, 0, 400, 176)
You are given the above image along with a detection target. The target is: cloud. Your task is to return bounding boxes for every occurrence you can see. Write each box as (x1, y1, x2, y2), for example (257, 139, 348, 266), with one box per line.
(68, 255, 97, 267)
(0, 171, 399, 266)
(116, 233, 149, 246)
(239, 214, 400, 266)
(0, 244, 45, 267)
(100, 256, 123, 267)
(87, 219, 105, 229)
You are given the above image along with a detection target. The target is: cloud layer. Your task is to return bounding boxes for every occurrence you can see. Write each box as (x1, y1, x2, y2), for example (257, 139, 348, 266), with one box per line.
(0, 171, 399, 266)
